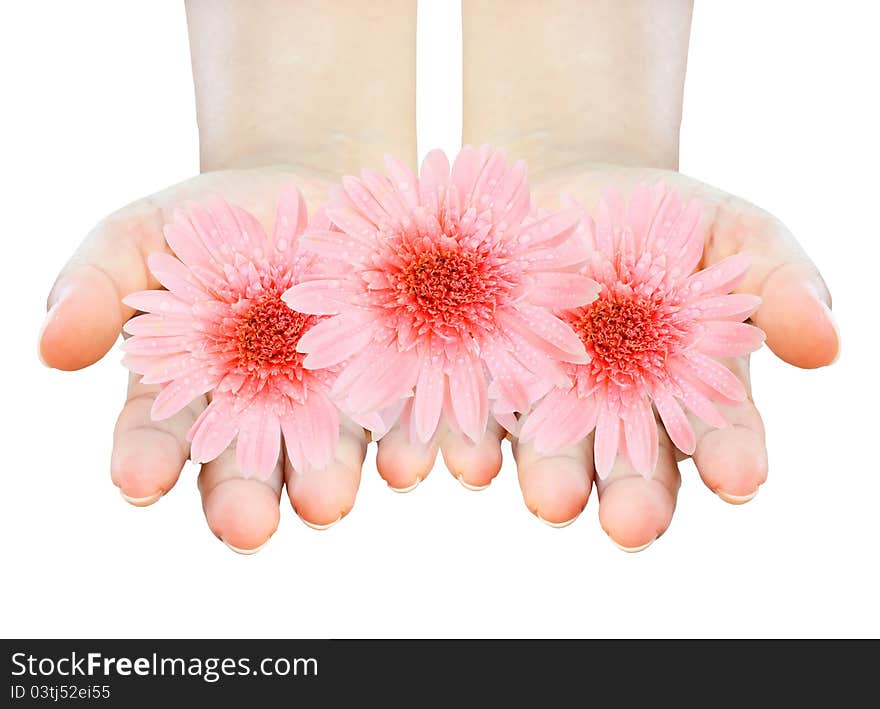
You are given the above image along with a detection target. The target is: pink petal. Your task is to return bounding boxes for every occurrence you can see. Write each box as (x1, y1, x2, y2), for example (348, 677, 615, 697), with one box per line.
(344, 347, 420, 414)
(341, 176, 393, 227)
(236, 404, 281, 479)
(696, 321, 766, 357)
(594, 189, 626, 255)
(272, 186, 308, 248)
(517, 208, 582, 248)
(623, 395, 659, 478)
(653, 388, 696, 455)
(282, 279, 356, 316)
(122, 290, 191, 317)
(384, 155, 420, 210)
(527, 272, 600, 309)
(643, 185, 682, 254)
(299, 229, 371, 260)
(682, 352, 747, 402)
(297, 315, 376, 369)
(147, 252, 208, 302)
(163, 218, 217, 275)
(483, 343, 533, 414)
(150, 369, 215, 421)
(331, 341, 389, 398)
(498, 305, 588, 364)
(123, 313, 193, 338)
(691, 293, 762, 321)
(413, 358, 445, 444)
(684, 253, 752, 297)
(121, 334, 190, 356)
(326, 205, 381, 241)
(449, 352, 489, 443)
(594, 405, 621, 479)
(668, 364, 728, 429)
(491, 158, 530, 226)
(536, 392, 599, 453)
(418, 149, 451, 207)
(664, 200, 704, 276)
(450, 145, 484, 202)
(294, 389, 340, 469)
(189, 398, 239, 463)
(139, 351, 202, 385)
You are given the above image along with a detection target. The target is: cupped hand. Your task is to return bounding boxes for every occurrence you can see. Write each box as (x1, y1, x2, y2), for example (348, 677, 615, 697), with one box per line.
(510, 164, 840, 550)
(38, 167, 502, 553)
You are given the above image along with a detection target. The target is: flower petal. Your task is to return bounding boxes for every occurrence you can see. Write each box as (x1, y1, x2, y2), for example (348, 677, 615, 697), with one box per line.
(696, 321, 766, 357)
(272, 186, 308, 249)
(189, 398, 239, 464)
(594, 405, 621, 479)
(690, 293, 762, 321)
(147, 252, 208, 302)
(684, 252, 752, 297)
(526, 272, 600, 310)
(653, 388, 696, 455)
(623, 395, 659, 478)
(150, 369, 215, 421)
(236, 404, 281, 479)
(297, 315, 377, 369)
(498, 305, 588, 364)
(449, 352, 489, 443)
(413, 357, 445, 443)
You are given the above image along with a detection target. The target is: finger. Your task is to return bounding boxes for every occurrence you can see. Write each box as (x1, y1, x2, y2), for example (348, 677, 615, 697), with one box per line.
(285, 417, 366, 529)
(595, 428, 681, 552)
(111, 372, 203, 505)
(440, 419, 505, 491)
(690, 356, 768, 504)
(512, 437, 593, 527)
(40, 199, 169, 370)
(199, 441, 284, 555)
(707, 203, 839, 368)
(375, 421, 439, 492)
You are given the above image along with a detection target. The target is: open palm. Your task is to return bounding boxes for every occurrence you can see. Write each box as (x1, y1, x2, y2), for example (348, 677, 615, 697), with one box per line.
(39, 167, 506, 553)
(506, 164, 839, 550)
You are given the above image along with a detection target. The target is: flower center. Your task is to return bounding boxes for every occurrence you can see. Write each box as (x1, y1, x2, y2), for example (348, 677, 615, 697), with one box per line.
(396, 248, 502, 336)
(233, 291, 313, 376)
(570, 294, 684, 386)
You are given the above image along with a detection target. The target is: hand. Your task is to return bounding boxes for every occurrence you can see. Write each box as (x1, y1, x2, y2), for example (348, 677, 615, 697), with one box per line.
(510, 163, 839, 550)
(38, 166, 504, 553)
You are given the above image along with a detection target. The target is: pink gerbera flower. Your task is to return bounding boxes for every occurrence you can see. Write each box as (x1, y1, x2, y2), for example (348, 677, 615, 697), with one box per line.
(519, 183, 766, 478)
(121, 189, 340, 479)
(283, 146, 600, 444)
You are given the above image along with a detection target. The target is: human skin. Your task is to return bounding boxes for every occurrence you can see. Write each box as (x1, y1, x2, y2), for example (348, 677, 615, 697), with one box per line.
(38, 0, 504, 554)
(462, 0, 839, 550)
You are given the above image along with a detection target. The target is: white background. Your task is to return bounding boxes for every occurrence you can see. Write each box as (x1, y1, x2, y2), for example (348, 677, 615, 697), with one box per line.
(1, 1, 878, 638)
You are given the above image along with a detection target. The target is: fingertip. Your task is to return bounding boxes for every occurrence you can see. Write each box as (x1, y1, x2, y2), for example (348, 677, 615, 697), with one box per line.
(375, 436, 438, 491)
(518, 457, 591, 526)
(441, 434, 503, 490)
(598, 477, 675, 550)
(111, 429, 184, 500)
(755, 280, 840, 369)
(693, 427, 768, 500)
(40, 274, 124, 370)
(287, 463, 360, 528)
(204, 478, 280, 552)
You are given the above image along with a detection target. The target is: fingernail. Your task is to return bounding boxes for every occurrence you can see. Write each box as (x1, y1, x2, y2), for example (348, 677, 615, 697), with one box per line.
(120, 489, 163, 507)
(301, 513, 343, 531)
(222, 538, 268, 555)
(819, 301, 842, 365)
(457, 474, 490, 492)
(717, 488, 758, 505)
(611, 537, 656, 553)
(536, 511, 579, 528)
(388, 476, 422, 493)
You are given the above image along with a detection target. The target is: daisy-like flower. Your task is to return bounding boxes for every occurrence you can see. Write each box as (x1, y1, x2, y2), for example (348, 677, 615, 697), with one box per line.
(519, 183, 766, 478)
(121, 188, 340, 479)
(283, 146, 600, 445)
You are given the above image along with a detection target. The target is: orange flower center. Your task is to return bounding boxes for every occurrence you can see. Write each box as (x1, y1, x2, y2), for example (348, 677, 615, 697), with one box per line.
(234, 292, 312, 374)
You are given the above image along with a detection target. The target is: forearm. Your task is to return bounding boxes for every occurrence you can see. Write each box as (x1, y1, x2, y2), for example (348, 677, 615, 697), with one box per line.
(462, 0, 692, 173)
(186, 0, 417, 173)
